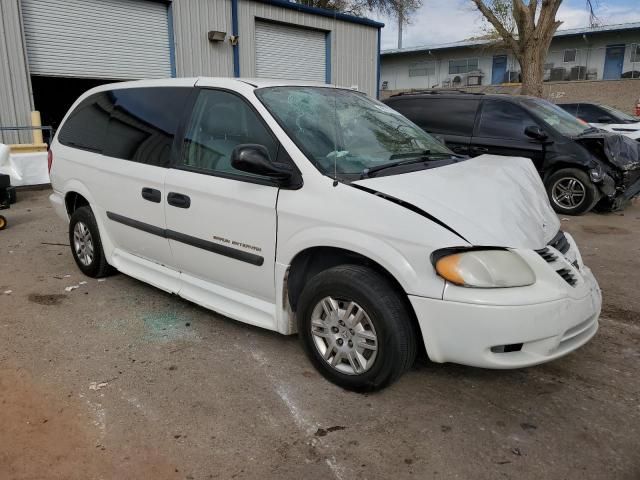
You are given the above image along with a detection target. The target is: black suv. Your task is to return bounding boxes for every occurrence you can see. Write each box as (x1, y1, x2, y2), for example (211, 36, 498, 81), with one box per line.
(384, 91, 640, 215)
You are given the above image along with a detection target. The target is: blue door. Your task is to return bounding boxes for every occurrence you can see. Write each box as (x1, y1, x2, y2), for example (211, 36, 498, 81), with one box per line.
(603, 44, 625, 80)
(492, 55, 507, 84)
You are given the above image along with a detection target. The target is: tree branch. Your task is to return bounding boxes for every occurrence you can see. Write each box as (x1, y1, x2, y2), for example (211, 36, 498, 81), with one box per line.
(470, 0, 519, 52)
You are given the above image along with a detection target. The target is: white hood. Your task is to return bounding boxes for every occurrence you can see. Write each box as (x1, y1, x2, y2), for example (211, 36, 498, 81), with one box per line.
(353, 155, 560, 250)
(596, 122, 640, 140)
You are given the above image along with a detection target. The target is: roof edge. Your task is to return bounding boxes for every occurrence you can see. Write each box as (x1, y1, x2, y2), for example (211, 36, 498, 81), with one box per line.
(254, 0, 384, 28)
(382, 21, 640, 56)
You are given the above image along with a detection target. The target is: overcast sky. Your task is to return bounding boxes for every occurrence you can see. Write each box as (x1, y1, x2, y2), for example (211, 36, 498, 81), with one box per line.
(377, 0, 640, 51)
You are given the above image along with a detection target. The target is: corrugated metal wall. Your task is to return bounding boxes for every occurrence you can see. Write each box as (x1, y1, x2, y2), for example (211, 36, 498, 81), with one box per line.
(0, 0, 33, 144)
(172, 0, 234, 78)
(238, 0, 378, 96)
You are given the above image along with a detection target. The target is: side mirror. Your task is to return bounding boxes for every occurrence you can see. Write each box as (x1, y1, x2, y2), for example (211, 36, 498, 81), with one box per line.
(524, 125, 549, 141)
(231, 144, 293, 183)
(597, 116, 614, 124)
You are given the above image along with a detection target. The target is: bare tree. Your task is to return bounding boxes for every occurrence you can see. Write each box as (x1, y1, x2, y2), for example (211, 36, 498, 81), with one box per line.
(472, 0, 597, 97)
(297, 0, 422, 49)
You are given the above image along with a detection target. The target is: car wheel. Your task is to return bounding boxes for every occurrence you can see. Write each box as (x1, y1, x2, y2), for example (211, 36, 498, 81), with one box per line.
(0, 215, 6, 230)
(68, 206, 114, 278)
(297, 264, 416, 392)
(545, 168, 600, 215)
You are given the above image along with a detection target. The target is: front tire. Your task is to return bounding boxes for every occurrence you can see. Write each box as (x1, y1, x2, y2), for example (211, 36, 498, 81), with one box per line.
(545, 168, 600, 215)
(68, 206, 113, 278)
(297, 265, 416, 392)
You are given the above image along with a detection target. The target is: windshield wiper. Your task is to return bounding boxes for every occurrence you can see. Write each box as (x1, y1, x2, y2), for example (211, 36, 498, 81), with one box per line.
(361, 157, 428, 178)
(389, 150, 431, 160)
(578, 127, 600, 136)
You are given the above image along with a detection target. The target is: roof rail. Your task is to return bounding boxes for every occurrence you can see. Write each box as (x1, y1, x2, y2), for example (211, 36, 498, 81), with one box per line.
(389, 89, 486, 97)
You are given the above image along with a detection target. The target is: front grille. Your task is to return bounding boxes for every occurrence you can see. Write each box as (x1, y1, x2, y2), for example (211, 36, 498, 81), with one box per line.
(556, 267, 578, 286)
(537, 248, 558, 262)
(536, 230, 578, 287)
(547, 230, 570, 254)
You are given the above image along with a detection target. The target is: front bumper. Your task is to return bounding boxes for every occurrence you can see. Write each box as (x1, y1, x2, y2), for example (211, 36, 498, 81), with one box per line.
(410, 244, 602, 369)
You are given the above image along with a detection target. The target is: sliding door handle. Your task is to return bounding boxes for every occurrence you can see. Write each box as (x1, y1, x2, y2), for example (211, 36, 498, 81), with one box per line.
(141, 187, 161, 203)
(471, 146, 489, 154)
(167, 192, 191, 209)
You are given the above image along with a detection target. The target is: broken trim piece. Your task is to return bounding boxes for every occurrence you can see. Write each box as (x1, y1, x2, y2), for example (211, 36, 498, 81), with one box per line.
(350, 183, 469, 243)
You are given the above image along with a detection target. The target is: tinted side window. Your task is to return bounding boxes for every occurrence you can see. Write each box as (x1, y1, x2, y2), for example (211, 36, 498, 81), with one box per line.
(103, 87, 193, 167)
(388, 97, 479, 136)
(476, 100, 537, 139)
(179, 89, 278, 179)
(576, 104, 607, 123)
(58, 92, 114, 152)
(559, 104, 579, 116)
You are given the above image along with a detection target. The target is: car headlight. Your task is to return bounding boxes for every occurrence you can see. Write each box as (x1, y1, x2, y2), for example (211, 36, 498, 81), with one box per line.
(433, 249, 535, 288)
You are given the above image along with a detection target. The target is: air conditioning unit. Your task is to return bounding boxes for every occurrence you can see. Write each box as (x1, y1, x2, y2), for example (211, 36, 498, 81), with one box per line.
(550, 67, 567, 81)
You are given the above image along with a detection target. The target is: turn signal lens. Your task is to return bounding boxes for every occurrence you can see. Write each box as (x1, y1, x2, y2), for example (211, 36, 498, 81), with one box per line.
(435, 254, 465, 286)
(434, 250, 535, 288)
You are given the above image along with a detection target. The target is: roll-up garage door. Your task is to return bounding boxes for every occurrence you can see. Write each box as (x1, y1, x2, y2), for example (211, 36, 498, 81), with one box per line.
(21, 0, 172, 79)
(255, 21, 327, 82)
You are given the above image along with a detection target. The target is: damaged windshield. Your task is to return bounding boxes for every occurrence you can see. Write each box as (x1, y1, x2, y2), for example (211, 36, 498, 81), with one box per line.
(522, 98, 593, 137)
(255, 87, 455, 177)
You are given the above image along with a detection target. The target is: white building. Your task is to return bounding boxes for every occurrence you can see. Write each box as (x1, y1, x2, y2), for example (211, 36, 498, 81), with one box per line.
(381, 22, 640, 92)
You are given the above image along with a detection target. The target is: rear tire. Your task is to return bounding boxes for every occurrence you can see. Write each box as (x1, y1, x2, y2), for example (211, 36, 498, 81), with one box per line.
(68, 206, 114, 278)
(297, 264, 416, 392)
(545, 168, 599, 215)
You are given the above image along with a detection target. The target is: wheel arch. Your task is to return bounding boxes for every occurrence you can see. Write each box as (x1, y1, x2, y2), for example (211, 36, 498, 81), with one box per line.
(284, 245, 425, 353)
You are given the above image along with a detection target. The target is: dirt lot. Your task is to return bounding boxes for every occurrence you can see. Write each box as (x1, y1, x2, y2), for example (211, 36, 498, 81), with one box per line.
(1, 189, 639, 480)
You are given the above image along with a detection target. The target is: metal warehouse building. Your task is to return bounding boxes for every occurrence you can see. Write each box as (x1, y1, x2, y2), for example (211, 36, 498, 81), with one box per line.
(0, 0, 383, 143)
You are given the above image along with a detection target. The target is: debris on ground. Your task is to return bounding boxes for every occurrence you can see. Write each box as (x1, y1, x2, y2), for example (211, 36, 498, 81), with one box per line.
(65, 285, 79, 292)
(3, 290, 12, 295)
(89, 382, 109, 391)
(315, 426, 346, 437)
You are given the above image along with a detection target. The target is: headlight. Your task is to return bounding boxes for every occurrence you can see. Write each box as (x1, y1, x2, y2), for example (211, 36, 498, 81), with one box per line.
(434, 249, 535, 288)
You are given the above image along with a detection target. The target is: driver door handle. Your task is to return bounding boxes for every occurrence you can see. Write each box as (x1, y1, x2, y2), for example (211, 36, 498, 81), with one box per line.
(167, 192, 191, 209)
(141, 187, 161, 203)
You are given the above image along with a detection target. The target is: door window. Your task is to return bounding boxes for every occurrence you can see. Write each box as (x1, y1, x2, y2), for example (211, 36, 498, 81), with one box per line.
(576, 104, 608, 123)
(104, 87, 192, 167)
(476, 100, 536, 139)
(179, 90, 278, 178)
(559, 104, 579, 117)
(390, 98, 480, 136)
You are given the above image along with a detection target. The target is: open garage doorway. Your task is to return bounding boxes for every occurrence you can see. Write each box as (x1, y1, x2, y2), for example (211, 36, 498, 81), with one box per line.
(31, 76, 121, 135)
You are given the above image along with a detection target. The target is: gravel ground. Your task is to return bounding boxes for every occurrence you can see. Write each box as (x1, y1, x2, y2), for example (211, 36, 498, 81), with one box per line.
(1, 189, 638, 480)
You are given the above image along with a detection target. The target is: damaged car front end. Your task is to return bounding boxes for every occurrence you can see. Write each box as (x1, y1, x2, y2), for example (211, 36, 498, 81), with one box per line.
(574, 132, 640, 210)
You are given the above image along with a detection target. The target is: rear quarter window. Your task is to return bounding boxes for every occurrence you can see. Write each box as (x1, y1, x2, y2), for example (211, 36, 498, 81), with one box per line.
(58, 92, 114, 152)
(387, 97, 479, 136)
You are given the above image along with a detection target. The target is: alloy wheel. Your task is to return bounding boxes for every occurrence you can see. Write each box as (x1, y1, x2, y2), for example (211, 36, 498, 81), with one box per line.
(552, 177, 587, 209)
(73, 221, 94, 266)
(310, 296, 378, 375)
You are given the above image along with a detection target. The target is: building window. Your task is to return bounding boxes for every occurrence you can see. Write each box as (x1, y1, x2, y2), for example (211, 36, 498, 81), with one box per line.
(448, 58, 479, 74)
(409, 61, 436, 77)
(563, 49, 577, 63)
(632, 44, 640, 63)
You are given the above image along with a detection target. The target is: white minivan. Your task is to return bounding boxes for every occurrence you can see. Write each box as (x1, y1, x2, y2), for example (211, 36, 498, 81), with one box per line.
(49, 78, 602, 391)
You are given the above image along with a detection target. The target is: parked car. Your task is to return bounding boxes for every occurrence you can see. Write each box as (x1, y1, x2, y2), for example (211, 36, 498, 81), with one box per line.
(384, 91, 640, 215)
(49, 79, 601, 391)
(557, 102, 640, 141)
